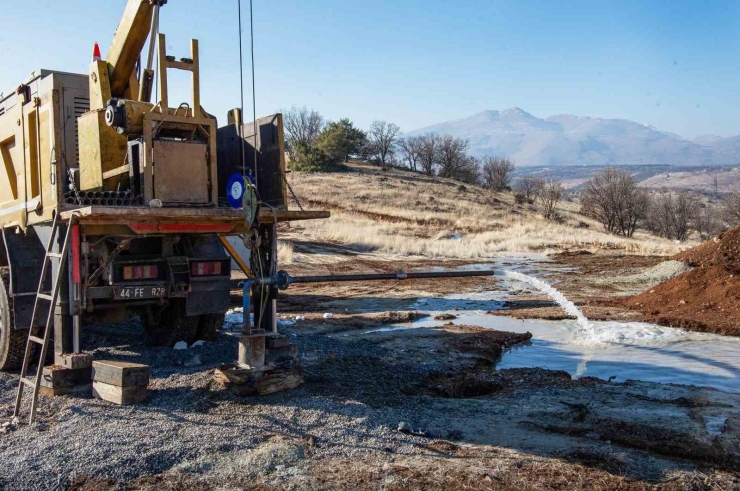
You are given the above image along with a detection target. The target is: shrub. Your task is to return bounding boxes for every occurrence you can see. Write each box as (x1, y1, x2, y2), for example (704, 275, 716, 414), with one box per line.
(287, 141, 341, 172)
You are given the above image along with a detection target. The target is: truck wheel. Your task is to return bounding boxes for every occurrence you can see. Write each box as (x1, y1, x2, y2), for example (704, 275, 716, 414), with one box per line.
(196, 313, 225, 342)
(143, 300, 199, 347)
(0, 272, 30, 371)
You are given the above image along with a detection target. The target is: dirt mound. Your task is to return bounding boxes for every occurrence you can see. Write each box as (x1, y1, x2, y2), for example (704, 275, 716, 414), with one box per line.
(626, 228, 740, 335)
(674, 228, 740, 270)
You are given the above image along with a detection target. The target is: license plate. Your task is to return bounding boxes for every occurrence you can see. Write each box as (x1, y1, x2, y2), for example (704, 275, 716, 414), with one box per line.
(114, 286, 167, 300)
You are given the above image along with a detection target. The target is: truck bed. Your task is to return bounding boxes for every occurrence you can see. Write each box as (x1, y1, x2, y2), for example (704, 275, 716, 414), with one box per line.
(61, 206, 329, 235)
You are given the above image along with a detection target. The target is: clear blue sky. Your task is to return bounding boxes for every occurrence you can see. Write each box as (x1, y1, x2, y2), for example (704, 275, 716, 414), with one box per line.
(1, 0, 739, 138)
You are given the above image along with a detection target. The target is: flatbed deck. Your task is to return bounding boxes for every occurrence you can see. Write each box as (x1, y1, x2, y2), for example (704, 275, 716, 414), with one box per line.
(60, 206, 329, 235)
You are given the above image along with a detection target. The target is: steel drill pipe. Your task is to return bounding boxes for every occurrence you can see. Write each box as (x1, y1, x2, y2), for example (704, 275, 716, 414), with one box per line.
(289, 270, 504, 284)
(238, 269, 506, 292)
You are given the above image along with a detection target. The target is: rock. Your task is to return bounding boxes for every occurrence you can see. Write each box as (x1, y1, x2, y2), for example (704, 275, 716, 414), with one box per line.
(190, 340, 206, 348)
(173, 341, 188, 350)
(323, 313, 333, 319)
(295, 315, 306, 321)
(397, 422, 412, 434)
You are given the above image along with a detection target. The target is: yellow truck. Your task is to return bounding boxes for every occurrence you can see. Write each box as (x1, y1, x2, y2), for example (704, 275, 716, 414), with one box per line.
(0, 0, 326, 377)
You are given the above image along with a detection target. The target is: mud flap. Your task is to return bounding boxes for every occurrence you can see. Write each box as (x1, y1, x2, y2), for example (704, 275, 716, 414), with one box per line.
(1, 227, 49, 329)
(186, 277, 231, 316)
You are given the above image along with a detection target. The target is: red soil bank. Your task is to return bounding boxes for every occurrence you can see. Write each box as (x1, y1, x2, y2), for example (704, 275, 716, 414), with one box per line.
(625, 228, 740, 336)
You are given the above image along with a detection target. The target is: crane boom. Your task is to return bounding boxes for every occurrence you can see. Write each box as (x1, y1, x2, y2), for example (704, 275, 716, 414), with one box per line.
(106, 0, 165, 99)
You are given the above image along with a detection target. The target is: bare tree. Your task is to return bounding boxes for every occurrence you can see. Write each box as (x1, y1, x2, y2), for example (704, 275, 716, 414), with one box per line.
(368, 121, 401, 170)
(437, 135, 472, 180)
(725, 187, 740, 225)
(646, 191, 700, 242)
(694, 205, 728, 240)
(282, 106, 325, 151)
(514, 176, 544, 203)
(539, 180, 564, 220)
(581, 168, 648, 237)
(620, 189, 649, 238)
(456, 155, 481, 185)
(481, 156, 515, 192)
(398, 136, 423, 172)
(418, 133, 439, 176)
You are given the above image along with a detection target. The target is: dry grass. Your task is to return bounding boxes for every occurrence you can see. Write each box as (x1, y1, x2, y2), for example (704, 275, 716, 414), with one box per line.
(298, 453, 739, 491)
(288, 162, 687, 258)
(277, 240, 294, 265)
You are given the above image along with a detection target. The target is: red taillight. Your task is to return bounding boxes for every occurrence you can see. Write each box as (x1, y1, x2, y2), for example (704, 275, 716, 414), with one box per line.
(191, 261, 222, 276)
(123, 265, 159, 280)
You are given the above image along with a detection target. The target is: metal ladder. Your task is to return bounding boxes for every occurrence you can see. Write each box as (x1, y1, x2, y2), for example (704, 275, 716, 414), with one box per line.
(13, 213, 76, 424)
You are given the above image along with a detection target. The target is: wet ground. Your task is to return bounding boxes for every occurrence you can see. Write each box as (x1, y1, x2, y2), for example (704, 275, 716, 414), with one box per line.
(1, 247, 739, 489)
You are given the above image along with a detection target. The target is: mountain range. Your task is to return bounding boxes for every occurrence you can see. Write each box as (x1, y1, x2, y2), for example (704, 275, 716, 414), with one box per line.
(407, 108, 740, 167)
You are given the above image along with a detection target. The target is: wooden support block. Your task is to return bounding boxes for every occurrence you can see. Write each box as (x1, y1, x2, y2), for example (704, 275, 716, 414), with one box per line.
(265, 334, 290, 350)
(214, 364, 303, 397)
(58, 353, 94, 370)
(39, 365, 92, 396)
(92, 360, 150, 387)
(39, 383, 92, 397)
(255, 369, 304, 396)
(92, 381, 148, 405)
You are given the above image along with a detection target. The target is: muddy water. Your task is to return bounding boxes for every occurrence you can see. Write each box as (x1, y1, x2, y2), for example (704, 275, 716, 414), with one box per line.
(400, 266, 740, 393)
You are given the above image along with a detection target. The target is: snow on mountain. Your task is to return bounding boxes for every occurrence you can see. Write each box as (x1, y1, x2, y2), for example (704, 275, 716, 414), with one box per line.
(407, 108, 737, 167)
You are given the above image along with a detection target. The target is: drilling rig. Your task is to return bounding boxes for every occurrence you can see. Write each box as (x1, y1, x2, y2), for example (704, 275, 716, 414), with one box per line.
(0, 0, 327, 419)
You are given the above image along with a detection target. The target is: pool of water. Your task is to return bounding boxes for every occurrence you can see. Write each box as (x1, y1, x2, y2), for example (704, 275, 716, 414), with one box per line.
(392, 268, 740, 393)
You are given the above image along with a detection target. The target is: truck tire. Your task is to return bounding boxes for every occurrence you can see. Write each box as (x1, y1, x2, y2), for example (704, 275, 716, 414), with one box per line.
(142, 300, 199, 347)
(196, 313, 225, 342)
(0, 271, 30, 371)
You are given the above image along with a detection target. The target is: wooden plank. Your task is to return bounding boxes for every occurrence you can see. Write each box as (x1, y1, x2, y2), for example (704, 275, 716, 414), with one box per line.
(102, 164, 131, 180)
(93, 381, 148, 405)
(92, 360, 150, 388)
(40, 365, 92, 390)
(255, 369, 303, 396)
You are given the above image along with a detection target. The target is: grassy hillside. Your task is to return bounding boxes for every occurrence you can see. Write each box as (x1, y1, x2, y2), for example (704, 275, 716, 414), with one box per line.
(286, 162, 683, 258)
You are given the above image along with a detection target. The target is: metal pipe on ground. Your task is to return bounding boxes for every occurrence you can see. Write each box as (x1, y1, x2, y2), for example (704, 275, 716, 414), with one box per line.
(230, 269, 505, 291)
(288, 270, 505, 284)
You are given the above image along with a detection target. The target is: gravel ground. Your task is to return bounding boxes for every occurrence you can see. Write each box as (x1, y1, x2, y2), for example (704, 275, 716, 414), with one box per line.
(1, 302, 738, 489)
(0, 320, 435, 489)
(591, 260, 691, 287)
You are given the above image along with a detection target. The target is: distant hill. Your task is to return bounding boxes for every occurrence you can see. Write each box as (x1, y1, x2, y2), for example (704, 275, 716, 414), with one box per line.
(407, 108, 740, 167)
